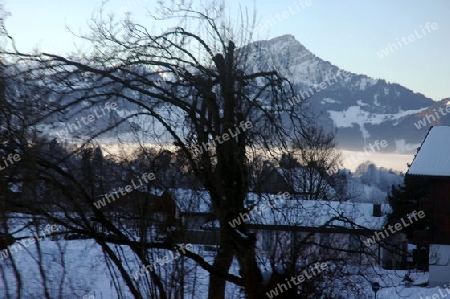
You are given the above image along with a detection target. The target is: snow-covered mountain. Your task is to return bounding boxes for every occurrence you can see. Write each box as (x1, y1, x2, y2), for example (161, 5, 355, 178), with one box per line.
(243, 35, 443, 153)
(26, 34, 447, 153)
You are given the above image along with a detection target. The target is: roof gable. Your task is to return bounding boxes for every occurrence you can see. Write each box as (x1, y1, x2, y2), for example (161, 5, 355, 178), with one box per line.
(407, 126, 450, 177)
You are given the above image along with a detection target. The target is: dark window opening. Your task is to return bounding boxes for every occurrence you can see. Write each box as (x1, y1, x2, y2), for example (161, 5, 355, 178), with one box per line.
(373, 204, 381, 217)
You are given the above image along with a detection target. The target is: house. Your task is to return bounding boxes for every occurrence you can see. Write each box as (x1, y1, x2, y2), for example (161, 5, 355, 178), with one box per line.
(112, 188, 219, 245)
(92, 178, 403, 268)
(170, 189, 219, 245)
(407, 125, 450, 287)
(244, 193, 394, 267)
(253, 162, 294, 194)
(101, 190, 181, 240)
(170, 188, 402, 268)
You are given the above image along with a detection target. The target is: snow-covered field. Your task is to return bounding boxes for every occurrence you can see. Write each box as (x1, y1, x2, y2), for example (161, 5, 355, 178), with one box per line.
(0, 233, 447, 298)
(0, 238, 215, 298)
(377, 273, 450, 299)
(0, 215, 230, 298)
(1, 235, 447, 299)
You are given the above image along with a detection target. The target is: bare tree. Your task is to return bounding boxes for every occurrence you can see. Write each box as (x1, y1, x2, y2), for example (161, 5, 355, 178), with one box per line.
(0, 1, 352, 298)
(290, 126, 342, 200)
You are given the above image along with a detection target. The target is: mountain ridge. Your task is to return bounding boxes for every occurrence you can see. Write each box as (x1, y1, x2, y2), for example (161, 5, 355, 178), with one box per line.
(244, 34, 441, 153)
(30, 34, 446, 154)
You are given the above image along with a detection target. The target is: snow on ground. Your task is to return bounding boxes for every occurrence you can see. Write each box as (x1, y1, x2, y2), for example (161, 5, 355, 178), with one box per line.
(358, 77, 379, 91)
(320, 98, 340, 104)
(376, 270, 450, 299)
(1, 215, 447, 298)
(0, 239, 114, 298)
(0, 237, 226, 298)
(0, 233, 446, 298)
(0, 215, 234, 298)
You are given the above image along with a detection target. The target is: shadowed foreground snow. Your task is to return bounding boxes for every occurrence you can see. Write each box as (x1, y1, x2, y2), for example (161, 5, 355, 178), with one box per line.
(0, 216, 445, 298)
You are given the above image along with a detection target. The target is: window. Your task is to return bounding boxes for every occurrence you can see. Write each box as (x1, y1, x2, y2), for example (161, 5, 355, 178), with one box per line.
(373, 204, 382, 217)
(262, 230, 273, 251)
(445, 215, 450, 233)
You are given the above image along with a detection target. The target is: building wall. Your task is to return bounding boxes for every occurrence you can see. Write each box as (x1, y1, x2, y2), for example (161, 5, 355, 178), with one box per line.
(380, 233, 408, 270)
(429, 244, 450, 287)
(179, 213, 218, 244)
(180, 230, 219, 245)
(181, 214, 210, 230)
(430, 179, 450, 245)
(422, 178, 450, 285)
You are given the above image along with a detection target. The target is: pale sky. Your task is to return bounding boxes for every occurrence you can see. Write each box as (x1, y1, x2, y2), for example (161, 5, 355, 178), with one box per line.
(3, 0, 450, 101)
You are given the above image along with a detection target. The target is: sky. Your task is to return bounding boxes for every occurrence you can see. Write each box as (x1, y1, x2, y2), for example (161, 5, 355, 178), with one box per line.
(2, 0, 449, 101)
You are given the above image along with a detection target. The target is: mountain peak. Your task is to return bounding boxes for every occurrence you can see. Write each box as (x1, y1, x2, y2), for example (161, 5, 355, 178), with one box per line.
(240, 34, 436, 153)
(269, 34, 297, 42)
(257, 34, 305, 49)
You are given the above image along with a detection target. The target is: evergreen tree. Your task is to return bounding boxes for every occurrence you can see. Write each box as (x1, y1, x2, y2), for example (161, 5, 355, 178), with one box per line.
(388, 175, 429, 239)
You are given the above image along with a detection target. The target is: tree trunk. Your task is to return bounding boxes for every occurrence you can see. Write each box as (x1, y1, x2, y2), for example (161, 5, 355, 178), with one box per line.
(208, 224, 234, 299)
(234, 234, 262, 298)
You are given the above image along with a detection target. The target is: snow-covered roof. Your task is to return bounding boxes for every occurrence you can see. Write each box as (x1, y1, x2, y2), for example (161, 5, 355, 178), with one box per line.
(171, 189, 212, 213)
(245, 193, 389, 230)
(173, 190, 389, 230)
(407, 126, 450, 177)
